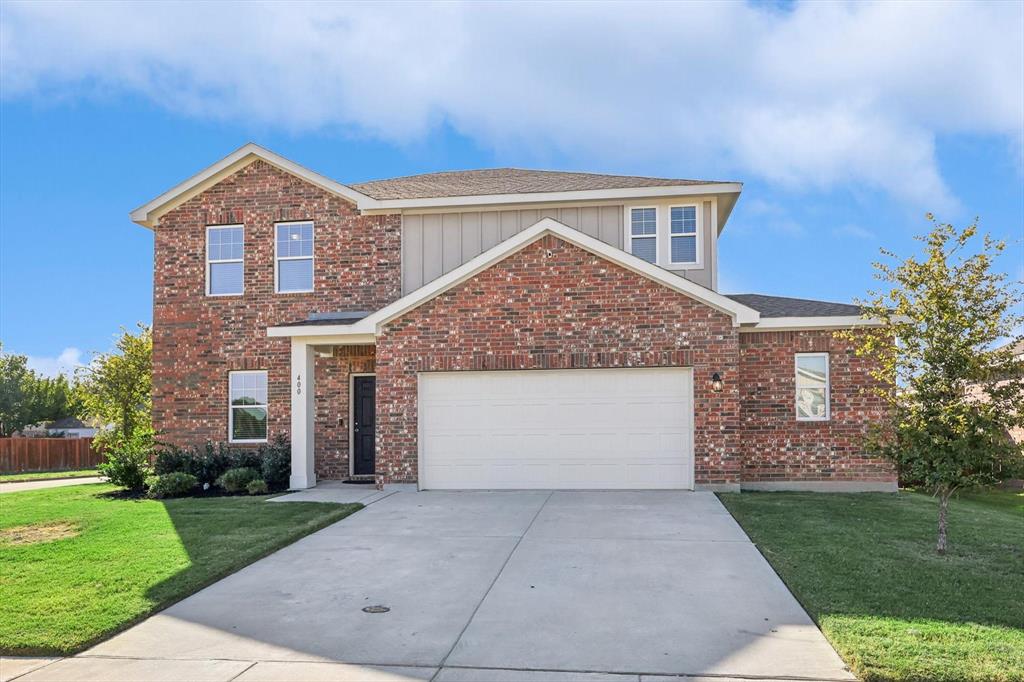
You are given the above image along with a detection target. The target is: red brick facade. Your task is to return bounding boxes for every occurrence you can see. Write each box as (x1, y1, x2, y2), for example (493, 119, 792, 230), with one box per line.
(738, 330, 894, 483)
(151, 162, 893, 487)
(152, 161, 398, 478)
(375, 234, 743, 485)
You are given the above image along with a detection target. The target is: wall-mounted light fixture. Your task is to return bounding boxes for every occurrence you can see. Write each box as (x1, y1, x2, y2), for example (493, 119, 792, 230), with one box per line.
(711, 372, 723, 392)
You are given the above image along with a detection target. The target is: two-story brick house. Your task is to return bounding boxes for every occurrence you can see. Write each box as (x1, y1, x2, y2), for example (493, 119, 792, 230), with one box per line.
(132, 143, 895, 492)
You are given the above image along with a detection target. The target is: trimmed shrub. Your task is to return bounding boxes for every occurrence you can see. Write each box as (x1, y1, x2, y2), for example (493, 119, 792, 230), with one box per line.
(216, 467, 259, 493)
(153, 445, 191, 476)
(195, 442, 231, 486)
(228, 448, 261, 471)
(98, 433, 152, 491)
(147, 472, 198, 499)
(246, 479, 269, 495)
(261, 434, 291, 489)
(151, 438, 291, 491)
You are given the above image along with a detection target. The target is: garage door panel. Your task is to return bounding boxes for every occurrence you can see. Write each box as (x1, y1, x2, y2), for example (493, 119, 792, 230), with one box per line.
(419, 368, 693, 490)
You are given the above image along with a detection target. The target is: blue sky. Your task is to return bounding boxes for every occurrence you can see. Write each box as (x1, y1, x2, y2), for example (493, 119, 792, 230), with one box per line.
(1, 1, 1021, 375)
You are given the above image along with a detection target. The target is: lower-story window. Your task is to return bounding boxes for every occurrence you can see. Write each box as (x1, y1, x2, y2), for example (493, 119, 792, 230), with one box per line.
(229, 370, 268, 442)
(795, 353, 830, 421)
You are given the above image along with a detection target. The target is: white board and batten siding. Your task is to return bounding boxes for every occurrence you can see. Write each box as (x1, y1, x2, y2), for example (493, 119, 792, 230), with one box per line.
(401, 206, 623, 294)
(400, 201, 716, 294)
(418, 368, 694, 490)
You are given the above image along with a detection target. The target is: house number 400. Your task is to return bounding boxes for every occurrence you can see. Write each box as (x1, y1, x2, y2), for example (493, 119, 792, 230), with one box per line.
(296, 374, 302, 395)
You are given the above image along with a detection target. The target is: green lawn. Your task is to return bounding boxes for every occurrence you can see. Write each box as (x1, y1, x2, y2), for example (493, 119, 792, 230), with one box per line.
(719, 490, 1024, 682)
(0, 469, 99, 483)
(0, 483, 360, 655)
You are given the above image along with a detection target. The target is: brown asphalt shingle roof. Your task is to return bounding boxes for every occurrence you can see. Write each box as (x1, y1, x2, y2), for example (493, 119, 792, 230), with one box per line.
(351, 168, 725, 201)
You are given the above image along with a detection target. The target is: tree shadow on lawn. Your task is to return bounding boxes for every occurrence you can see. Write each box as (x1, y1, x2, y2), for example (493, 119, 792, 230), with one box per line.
(25, 488, 362, 656)
(141, 493, 360, 614)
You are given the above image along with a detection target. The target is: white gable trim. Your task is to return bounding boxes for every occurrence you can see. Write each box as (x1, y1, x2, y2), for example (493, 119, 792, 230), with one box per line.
(130, 143, 375, 228)
(268, 218, 760, 339)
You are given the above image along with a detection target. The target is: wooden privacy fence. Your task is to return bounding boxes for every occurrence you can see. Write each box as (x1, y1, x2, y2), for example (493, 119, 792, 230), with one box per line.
(0, 438, 103, 473)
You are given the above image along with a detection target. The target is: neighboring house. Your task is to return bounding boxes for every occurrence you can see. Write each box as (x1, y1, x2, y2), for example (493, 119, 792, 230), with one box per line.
(44, 417, 98, 439)
(132, 143, 895, 492)
(969, 339, 1024, 447)
(16, 417, 97, 439)
(1006, 341, 1024, 446)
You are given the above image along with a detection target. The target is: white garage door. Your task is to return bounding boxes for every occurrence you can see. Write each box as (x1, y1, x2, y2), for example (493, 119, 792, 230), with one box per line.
(418, 368, 693, 490)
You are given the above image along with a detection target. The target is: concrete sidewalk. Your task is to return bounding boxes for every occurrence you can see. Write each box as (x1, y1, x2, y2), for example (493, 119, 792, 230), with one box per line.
(4, 490, 854, 682)
(0, 477, 103, 495)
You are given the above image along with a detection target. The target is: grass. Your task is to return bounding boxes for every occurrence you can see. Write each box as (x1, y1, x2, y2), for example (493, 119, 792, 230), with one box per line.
(0, 469, 99, 483)
(952, 487, 1024, 514)
(718, 489, 1024, 682)
(0, 483, 360, 655)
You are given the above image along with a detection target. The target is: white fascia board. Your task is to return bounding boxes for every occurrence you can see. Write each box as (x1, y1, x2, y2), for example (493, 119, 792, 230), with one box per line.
(266, 328, 376, 343)
(361, 217, 759, 330)
(362, 183, 743, 212)
(130, 143, 377, 228)
(741, 316, 884, 332)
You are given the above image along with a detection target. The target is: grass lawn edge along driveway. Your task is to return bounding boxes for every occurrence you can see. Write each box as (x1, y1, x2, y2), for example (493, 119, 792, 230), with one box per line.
(0, 469, 99, 484)
(0, 483, 361, 655)
(719, 489, 1024, 682)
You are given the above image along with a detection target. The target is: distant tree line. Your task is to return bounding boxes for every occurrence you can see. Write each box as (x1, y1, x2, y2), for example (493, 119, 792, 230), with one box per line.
(0, 324, 152, 442)
(0, 343, 83, 437)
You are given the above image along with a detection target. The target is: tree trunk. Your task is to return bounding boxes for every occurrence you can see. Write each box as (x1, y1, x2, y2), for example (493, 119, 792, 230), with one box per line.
(937, 489, 950, 555)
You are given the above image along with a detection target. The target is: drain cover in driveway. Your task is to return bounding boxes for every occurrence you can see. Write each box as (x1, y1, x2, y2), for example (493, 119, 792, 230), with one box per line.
(362, 605, 390, 613)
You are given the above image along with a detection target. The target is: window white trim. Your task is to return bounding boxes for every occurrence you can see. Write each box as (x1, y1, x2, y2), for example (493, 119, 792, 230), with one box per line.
(626, 205, 658, 264)
(228, 370, 268, 443)
(274, 220, 315, 294)
(668, 203, 702, 267)
(795, 353, 830, 422)
(206, 224, 244, 297)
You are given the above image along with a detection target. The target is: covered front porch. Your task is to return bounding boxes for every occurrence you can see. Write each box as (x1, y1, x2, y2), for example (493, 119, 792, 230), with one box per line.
(275, 317, 379, 490)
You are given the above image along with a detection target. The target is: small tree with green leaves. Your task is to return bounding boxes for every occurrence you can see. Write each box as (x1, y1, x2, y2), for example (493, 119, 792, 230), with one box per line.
(78, 325, 153, 490)
(78, 324, 152, 444)
(841, 216, 1023, 554)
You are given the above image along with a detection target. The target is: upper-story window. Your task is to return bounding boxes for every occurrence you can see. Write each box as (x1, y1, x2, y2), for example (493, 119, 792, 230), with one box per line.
(629, 207, 657, 263)
(207, 225, 244, 296)
(795, 353, 830, 421)
(670, 206, 698, 264)
(275, 221, 314, 293)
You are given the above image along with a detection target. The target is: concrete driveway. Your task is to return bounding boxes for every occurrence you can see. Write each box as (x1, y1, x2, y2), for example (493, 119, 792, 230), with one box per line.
(12, 490, 853, 682)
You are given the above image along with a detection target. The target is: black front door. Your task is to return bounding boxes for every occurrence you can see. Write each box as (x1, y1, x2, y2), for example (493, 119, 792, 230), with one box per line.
(352, 376, 376, 476)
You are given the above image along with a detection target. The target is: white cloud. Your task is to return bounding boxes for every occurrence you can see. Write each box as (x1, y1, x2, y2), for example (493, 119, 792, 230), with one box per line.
(737, 199, 806, 237)
(1, 1, 1021, 210)
(832, 224, 876, 240)
(25, 347, 85, 378)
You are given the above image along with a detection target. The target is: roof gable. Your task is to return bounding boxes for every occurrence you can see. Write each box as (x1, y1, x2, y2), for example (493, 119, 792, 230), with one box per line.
(269, 218, 760, 339)
(130, 143, 372, 228)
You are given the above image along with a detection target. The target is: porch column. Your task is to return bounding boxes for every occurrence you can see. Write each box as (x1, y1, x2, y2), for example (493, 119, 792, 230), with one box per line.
(289, 339, 316, 489)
